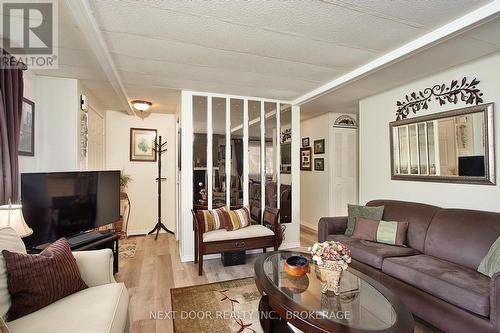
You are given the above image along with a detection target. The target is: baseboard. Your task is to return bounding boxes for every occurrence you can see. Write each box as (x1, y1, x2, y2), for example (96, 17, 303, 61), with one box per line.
(300, 221, 318, 232)
(280, 241, 301, 249)
(180, 241, 302, 263)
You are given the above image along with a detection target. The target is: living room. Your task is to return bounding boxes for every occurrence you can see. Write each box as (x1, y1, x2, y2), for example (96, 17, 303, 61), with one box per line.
(1, 1, 500, 333)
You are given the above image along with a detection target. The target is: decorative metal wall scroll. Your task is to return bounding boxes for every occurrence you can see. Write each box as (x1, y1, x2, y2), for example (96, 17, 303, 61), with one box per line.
(395, 77, 483, 120)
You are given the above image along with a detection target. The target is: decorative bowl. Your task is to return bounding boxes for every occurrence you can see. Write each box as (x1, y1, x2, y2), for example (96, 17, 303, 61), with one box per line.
(284, 256, 309, 277)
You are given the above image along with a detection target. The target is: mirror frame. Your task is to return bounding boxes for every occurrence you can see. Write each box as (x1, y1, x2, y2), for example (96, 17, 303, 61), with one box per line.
(389, 103, 495, 185)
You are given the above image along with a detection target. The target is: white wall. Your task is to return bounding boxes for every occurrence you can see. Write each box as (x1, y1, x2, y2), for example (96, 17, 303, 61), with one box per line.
(300, 113, 331, 229)
(19, 76, 80, 173)
(106, 111, 177, 234)
(19, 70, 37, 173)
(359, 51, 500, 212)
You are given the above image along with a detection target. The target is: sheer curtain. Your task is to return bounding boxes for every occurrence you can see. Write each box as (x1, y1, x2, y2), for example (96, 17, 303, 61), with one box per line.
(0, 49, 25, 204)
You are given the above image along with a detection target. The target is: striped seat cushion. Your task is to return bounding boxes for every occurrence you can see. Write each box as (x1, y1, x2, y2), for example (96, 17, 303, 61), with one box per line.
(197, 209, 228, 232)
(225, 207, 251, 231)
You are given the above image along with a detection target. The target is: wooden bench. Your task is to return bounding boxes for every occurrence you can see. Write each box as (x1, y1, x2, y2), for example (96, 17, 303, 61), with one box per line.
(192, 207, 282, 276)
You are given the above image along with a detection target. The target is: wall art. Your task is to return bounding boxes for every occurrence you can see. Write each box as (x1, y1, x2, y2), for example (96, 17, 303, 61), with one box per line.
(395, 77, 483, 120)
(130, 128, 157, 162)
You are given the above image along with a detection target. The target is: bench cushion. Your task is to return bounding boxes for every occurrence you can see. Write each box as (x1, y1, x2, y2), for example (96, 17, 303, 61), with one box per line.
(382, 254, 490, 317)
(203, 225, 274, 242)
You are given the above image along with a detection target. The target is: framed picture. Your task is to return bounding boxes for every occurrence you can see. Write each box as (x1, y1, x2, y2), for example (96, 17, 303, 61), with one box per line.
(300, 147, 312, 171)
(314, 158, 325, 171)
(302, 137, 310, 147)
(19, 98, 35, 156)
(130, 128, 157, 162)
(314, 139, 325, 154)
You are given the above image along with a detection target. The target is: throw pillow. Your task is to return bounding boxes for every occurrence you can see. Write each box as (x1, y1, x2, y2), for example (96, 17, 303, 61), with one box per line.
(345, 204, 384, 236)
(225, 207, 251, 231)
(478, 236, 500, 277)
(2, 238, 88, 321)
(0, 227, 27, 320)
(196, 209, 228, 233)
(352, 217, 409, 246)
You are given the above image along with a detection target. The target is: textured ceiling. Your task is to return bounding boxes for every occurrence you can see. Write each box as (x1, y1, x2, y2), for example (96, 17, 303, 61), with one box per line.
(22, 0, 499, 115)
(301, 16, 500, 118)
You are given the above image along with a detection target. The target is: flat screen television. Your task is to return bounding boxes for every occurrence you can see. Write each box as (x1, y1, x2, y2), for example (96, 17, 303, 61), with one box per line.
(458, 156, 485, 177)
(21, 170, 120, 247)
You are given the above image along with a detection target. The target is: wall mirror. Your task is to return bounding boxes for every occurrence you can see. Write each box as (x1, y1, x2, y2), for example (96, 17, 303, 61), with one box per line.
(390, 103, 495, 185)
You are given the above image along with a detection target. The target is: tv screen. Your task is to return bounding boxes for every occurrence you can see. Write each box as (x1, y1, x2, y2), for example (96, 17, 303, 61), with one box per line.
(458, 156, 485, 177)
(21, 171, 120, 247)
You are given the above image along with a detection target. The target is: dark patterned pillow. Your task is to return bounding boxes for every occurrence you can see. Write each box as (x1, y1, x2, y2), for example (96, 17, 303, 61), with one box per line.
(2, 238, 87, 321)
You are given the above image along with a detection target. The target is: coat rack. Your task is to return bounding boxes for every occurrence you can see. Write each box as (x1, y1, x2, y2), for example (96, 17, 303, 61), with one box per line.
(148, 135, 174, 240)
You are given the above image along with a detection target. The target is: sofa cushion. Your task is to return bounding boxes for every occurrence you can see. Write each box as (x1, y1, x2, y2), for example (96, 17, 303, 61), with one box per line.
(367, 200, 440, 252)
(327, 235, 418, 269)
(7, 283, 128, 333)
(203, 225, 274, 242)
(382, 254, 490, 317)
(0, 227, 27, 320)
(424, 208, 500, 270)
(326, 234, 361, 245)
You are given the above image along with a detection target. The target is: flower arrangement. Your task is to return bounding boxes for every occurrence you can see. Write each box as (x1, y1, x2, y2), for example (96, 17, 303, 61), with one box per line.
(309, 241, 351, 270)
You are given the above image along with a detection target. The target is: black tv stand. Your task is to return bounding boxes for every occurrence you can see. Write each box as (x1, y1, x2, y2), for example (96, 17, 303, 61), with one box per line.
(67, 230, 110, 247)
(28, 230, 120, 273)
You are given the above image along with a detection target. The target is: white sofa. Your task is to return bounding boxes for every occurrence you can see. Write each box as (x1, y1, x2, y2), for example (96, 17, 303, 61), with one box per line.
(0, 227, 129, 333)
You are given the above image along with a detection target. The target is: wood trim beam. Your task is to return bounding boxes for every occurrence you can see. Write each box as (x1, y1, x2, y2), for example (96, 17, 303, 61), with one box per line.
(292, 1, 500, 106)
(64, 0, 134, 115)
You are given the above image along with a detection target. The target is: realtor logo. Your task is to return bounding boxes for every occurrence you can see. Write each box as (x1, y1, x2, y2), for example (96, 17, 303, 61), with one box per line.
(1, 1, 58, 68)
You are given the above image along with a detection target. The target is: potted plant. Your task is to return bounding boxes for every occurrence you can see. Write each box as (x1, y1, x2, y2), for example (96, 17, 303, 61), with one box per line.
(120, 172, 132, 193)
(310, 241, 351, 294)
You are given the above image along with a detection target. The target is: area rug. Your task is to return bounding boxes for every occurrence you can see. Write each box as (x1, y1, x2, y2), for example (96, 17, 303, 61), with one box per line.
(171, 277, 263, 333)
(118, 238, 137, 259)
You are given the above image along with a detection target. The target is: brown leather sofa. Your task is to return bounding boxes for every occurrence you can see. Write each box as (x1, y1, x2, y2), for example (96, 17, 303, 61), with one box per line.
(318, 199, 500, 333)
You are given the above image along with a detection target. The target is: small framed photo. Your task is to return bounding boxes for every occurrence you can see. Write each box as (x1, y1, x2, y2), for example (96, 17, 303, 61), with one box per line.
(314, 158, 325, 171)
(130, 128, 157, 162)
(19, 98, 35, 156)
(314, 139, 325, 154)
(300, 147, 312, 171)
(302, 137, 310, 147)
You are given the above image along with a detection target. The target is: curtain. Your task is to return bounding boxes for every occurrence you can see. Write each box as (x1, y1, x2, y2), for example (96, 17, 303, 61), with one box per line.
(0, 49, 24, 204)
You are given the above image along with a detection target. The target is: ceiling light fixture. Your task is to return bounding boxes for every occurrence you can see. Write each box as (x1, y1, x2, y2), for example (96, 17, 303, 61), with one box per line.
(131, 100, 152, 112)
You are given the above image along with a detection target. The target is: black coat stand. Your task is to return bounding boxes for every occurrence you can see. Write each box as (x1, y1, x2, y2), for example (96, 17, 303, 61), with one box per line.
(148, 135, 174, 240)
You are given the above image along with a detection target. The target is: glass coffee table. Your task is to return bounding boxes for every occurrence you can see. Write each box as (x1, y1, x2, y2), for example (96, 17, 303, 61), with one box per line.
(254, 251, 414, 333)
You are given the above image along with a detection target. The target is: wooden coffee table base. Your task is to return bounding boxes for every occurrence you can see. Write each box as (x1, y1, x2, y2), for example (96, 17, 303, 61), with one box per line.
(258, 295, 294, 333)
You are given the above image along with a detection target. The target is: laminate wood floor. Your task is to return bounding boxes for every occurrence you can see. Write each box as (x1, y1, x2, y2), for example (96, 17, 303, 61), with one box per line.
(115, 227, 434, 333)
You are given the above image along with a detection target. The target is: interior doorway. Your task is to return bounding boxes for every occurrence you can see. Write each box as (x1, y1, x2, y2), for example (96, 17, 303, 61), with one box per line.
(300, 113, 358, 245)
